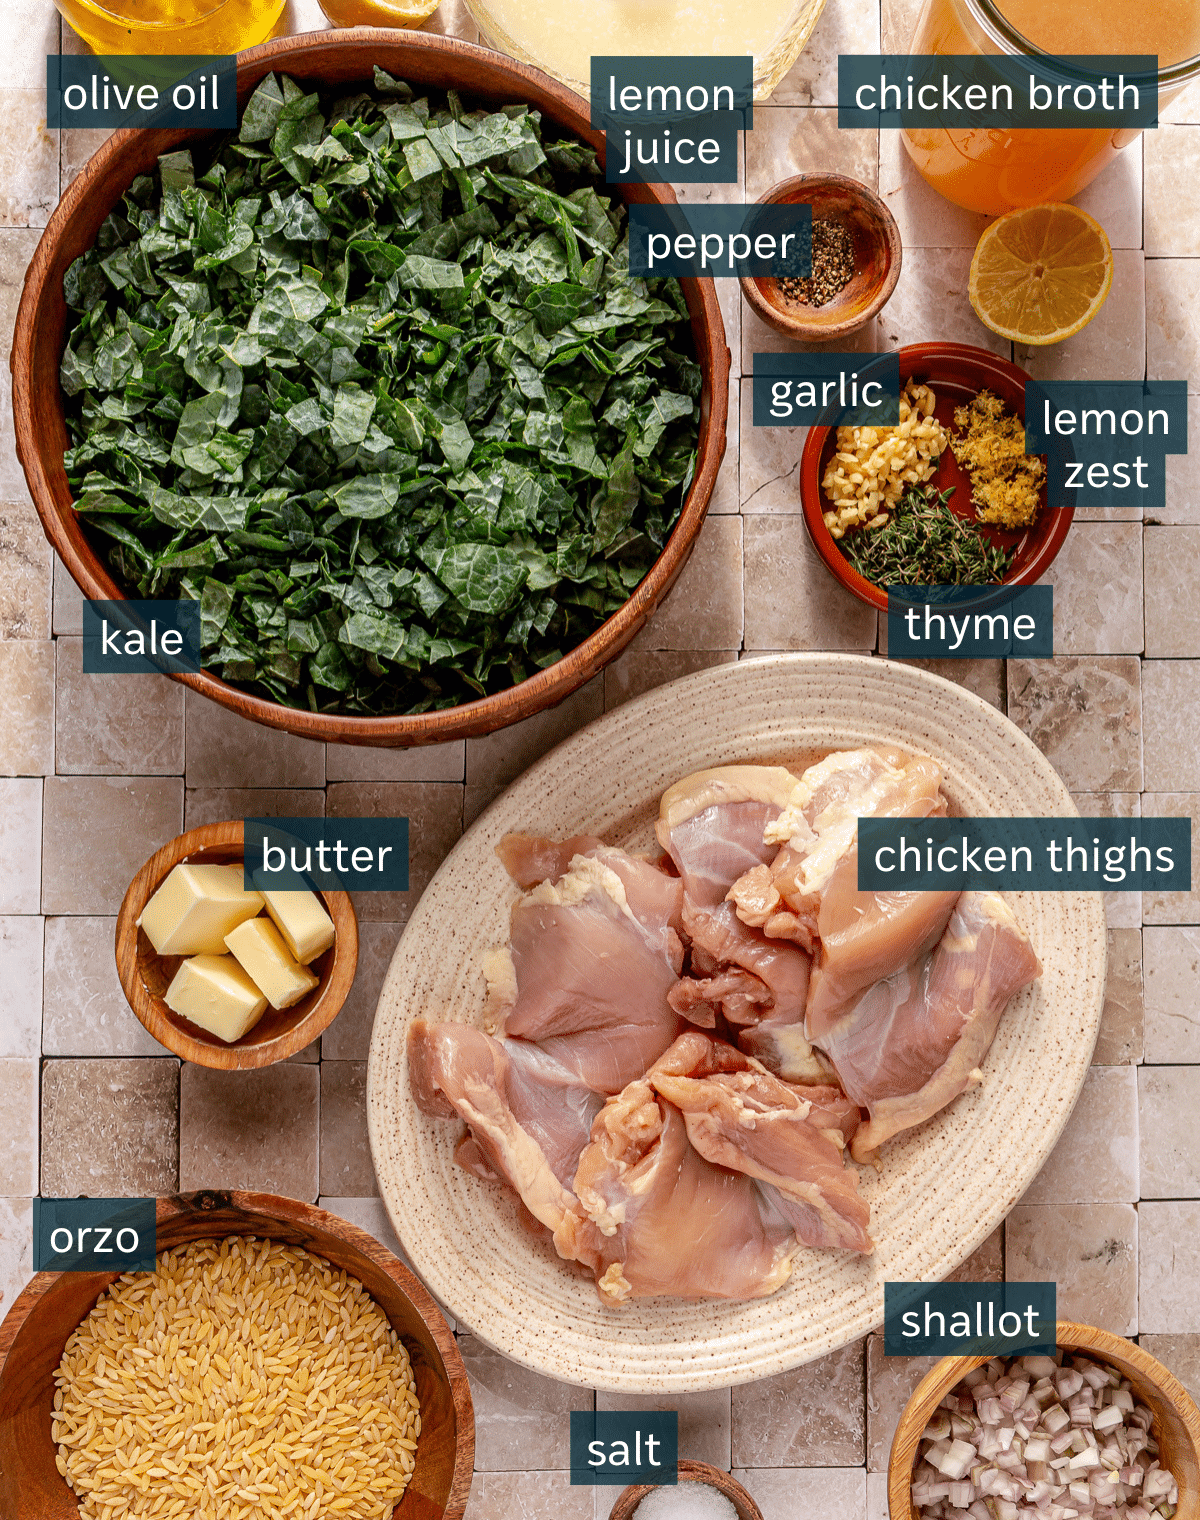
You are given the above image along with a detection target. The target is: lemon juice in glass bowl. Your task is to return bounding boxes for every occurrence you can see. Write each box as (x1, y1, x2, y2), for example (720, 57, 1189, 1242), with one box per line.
(53, 0, 285, 54)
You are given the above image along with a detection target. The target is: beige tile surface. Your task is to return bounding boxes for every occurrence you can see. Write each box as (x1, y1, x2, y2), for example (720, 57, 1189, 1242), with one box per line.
(1007, 657, 1142, 792)
(1018, 1066, 1138, 1205)
(604, 649, 739, 711)
(462, 1332, 590, 1471)
(1140, 1202, 1200, 1333)
(52, 556, 81, 636)
(1163, 399, 1200, 525)
(179, 1063, 319, 1201)
(41, 915, 168, 1057)
(1070, 792, 1142, 930)
(184, 690, 325, 788)
(630, 516, 744, 651)
(1022, 251, 1146, 384)
(0, 1059, 37, 1195)
(743, 516, 877, 651)
(732, 1339, 864, 1467)
(738, 379, 806, 516)
(1145, 529, 1200, 654)
(0, 1195, 33, 1320)
(463, 1471, 594, 1520)
(0, 88, 57, 228)
(1145, 125, 1200, 256)
(1142, 793, 1200, 926)
(1147, 257, 1200, 394)
(54, 636, 184, 776)
(1094, 928, 1143, 1066)
(736, 1464, 867, 1520)
(325, 740, 466, 783)
(326, 781, 462, 923)
(0, 916, 40, 1057)
(1074, 139, 1143, 253)
(1142, 662, 1200, 790)
(0, 0, 58, 91)
(1139, 1066, 1200, 1198)
(319, 1061, 376, 1197)
(742, 298, 880, 369)
(0, 230, 42, 500)
(1042, 523, 1143, 656)
(880, 247, 1006, 355)
(866, 1334, 938, 1472)
(464, 677, 604, 825)
(320, 919, 401, 1061)
(1006, 1203, 1138, 1336)
(595, 1388, 732, 1470)
(40, 1057, 177, 1196)
(745, 108, 879, 197)
(0, 499, 52, 639)
(41, 775, 181, 915)
(1144, 926, 1200, 1062)
(867, 1471, 889, 1520)
(184, 786, 325, 829)
(0, 776, 40, 913)
(1140, 1336, 1200, 1409)
(0, 640, 53, 774)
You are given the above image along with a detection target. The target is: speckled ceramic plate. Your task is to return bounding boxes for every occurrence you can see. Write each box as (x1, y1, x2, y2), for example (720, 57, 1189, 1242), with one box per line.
(367, 654, 1106, 1393)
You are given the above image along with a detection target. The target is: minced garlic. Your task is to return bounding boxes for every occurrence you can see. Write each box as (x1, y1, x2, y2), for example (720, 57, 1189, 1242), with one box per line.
(821, 380, 949, 539)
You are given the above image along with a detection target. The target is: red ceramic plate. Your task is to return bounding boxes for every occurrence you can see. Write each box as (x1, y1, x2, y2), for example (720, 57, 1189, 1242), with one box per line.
(800, 342, 1073, 612)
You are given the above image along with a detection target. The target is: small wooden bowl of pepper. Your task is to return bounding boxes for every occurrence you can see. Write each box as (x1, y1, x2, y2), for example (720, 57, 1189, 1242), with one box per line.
(739, 172, 902, 342)
(800, 342, 1074, 612)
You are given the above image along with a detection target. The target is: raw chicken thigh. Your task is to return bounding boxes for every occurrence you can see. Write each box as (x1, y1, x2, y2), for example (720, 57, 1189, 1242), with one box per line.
(818, 892, 1041, 1160)
(489, 849, 686, 1094)
(647, 1033, 871, 1254)
(407, 749, 1042, 1305)
(563, 1072, 800, 1304)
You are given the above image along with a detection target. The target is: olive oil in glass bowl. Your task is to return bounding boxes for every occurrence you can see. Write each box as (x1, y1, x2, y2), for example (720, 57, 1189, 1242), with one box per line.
(53, 0, 286, 54)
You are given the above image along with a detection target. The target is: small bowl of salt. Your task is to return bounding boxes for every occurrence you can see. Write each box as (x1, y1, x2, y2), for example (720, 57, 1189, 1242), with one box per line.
(609, 1460, 763, 1520)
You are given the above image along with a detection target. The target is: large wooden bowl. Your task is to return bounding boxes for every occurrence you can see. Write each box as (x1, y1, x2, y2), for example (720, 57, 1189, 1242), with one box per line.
(0, 1191, 474, 1519)
(887, 1322, 1200, 1520)
(12, 29, 729, 749)
(115, 820, 358, 1068)
(608, 1461, 763, 1519)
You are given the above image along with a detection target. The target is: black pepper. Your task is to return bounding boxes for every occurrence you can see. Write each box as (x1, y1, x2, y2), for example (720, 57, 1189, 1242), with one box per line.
(780, 218, 856, 307)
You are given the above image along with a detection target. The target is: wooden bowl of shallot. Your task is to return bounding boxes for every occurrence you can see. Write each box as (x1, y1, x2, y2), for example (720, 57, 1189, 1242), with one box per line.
(888, 1323, 1200, 1520)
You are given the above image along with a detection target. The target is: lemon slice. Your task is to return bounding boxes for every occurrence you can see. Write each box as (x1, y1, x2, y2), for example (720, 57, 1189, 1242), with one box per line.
(968, 203, 1113, 346)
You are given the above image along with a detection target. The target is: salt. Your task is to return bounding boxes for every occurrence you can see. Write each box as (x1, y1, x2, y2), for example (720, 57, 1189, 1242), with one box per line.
(633, 1481, 741, 1520)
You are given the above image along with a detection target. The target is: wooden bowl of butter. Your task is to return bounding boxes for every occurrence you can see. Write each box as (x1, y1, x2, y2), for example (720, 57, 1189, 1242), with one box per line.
(115, 821, 358, 1069)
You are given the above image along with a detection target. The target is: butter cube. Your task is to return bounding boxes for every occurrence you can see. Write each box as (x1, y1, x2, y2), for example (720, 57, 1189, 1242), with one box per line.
(225, 916, 319, 1010)
(140, 864, 264, 956)
(164, 954, 268, 1043)
(259, 889, 336, 965)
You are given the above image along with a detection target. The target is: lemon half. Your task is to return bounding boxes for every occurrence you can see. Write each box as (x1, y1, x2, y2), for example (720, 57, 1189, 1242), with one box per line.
(969, 203, 1114, 346)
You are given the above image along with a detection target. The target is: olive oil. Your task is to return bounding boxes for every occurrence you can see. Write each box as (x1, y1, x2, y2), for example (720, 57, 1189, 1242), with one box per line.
(55, 0, 286, 54)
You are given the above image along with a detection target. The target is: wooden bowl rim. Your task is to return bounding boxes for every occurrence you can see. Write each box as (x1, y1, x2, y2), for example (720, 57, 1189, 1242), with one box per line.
(0, 1190, 474, 1520)
(886, 1319, 1200, 1520)
(738, 170, 903, 341)
(607, 1459, 764, 1520)
(114, 820, 359, 1068)
(12, 26, 729, 750)
(799, 340, 1076, 611)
